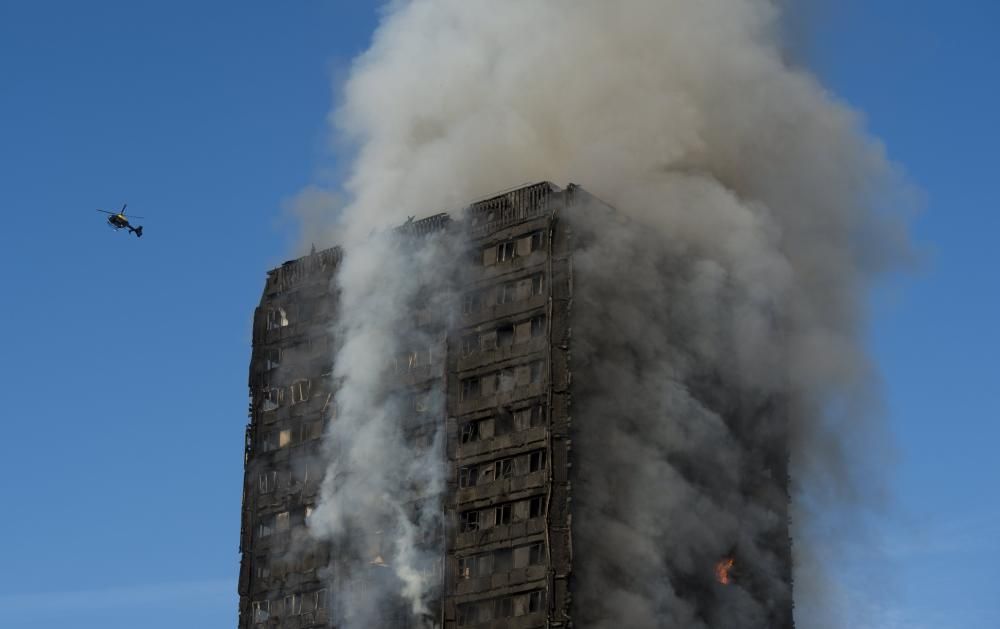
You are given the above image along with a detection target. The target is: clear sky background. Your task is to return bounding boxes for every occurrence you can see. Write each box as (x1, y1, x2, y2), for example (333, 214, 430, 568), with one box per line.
(0, 2, 995, 628)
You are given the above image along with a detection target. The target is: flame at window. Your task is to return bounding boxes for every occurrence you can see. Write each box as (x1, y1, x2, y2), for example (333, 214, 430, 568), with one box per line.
(715, 557, 735, 585)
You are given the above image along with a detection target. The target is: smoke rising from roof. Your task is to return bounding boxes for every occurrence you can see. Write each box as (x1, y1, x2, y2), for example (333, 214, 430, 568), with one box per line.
(308, 0, 910, 626)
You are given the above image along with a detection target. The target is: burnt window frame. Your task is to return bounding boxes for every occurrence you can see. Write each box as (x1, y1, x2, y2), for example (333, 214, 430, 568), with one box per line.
(530, 273, 545, 296)
(460, 377, 480, 401)
(529, 450, 547, 473)
(460, 420, 481, 443)
(495, 503, 512, 526)
(460, 509, 480, 532)
(496, 240, 516, 262)
(529, 495, 545, 519)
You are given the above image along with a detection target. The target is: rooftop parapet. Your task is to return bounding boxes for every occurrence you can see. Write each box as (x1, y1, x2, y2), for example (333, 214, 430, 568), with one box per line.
(264, 246, 343, 296)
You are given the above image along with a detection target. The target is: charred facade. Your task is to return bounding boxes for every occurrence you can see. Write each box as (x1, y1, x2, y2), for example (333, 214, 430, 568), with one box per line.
(239, 182, 793, 628)
(240, 248, 341, 628)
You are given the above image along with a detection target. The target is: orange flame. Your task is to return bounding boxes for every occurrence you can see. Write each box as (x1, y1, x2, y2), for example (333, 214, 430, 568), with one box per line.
(715, 557, 735, 585)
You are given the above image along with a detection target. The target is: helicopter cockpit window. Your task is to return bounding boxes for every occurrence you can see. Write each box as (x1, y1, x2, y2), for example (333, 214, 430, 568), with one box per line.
(266, 308, 289, 331)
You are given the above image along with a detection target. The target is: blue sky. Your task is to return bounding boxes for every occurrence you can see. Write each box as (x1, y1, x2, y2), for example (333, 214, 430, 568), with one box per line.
(0, 2, 996, 628)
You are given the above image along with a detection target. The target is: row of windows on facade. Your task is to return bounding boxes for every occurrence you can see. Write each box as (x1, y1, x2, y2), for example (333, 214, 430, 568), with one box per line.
(387, 344, 439, 373)
(457, 589, 545, 626)
(252, 588, 328, 624)
(264, 299, 332, 332)
(460, 402, 546, 444)
(459, 495, 545, 532)
(257, 419, 324, 453)
(479, 231, 546, 267)
(460, 361, 544, 401)
(461, 314, 545, 356)
(258, 505, 312, 539)
(259, 337, 333, 372)
(257, 464, 323, 495)
(457, 541, 545, 581)
(463, 272, 545, 314)
(259, 379, 313, 411)
(459, 449, 546, 489)
(254, 548, 326, 580)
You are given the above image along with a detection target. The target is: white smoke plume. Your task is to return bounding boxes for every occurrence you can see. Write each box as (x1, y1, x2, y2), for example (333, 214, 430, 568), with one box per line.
(307, 0, 910, 626)
(308, 226, 460, 627)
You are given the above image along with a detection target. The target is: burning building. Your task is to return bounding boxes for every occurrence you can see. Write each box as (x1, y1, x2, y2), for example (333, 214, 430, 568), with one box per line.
(238, 181, 794, 628)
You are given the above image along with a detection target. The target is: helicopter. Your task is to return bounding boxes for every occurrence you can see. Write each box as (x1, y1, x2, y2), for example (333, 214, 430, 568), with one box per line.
(97, 203, 144, 237)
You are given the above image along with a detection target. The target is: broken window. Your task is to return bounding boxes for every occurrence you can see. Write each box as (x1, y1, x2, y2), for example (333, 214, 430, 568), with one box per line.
(460, 377, 480, 401)
(254, 561, 270, 579)
(498, 281, 517, 304)
(528, 590, 544, 613)
(478, 462, 495, 485)
(260, 387, 281, 412)
(495, 458, 514, 480)
(266, 308, 288, 331)
(529, 496, 544, 518)
(290, 380, 311, 404)
(315, 589, 327, 610)
(285, 593, 302, 615)
(459, 465, 476, 488)
(531, 315, 545, 337)
(258, 516, 274, 539)
(512, 592, 529, 616)
(496, 240, 515, 262)
(531, 404, 546, 426)
(252, 600, 270, 623)
(304, 421, 323, 441)
(496, 324, 514, 348)
(529, 450, 547, 473)
(459, 420, 480, 444)
(530, 230, 545, 252)
(530, 273, 545, 296)
(495, 503, 512, 526)
(275, 511, 290, 531)
(514, 404, 545, 431)
(462, 290, 481, 314)
(278, 428, 293, 448)
(258, 430, 277, 452)
(529, 541, 544, 565)
(457, 555, 475, 579)
(263, 347, 280, 371)
(529, 361, 543, 384)
(258, 470, 277, 494)
(460, 509, 480, 532)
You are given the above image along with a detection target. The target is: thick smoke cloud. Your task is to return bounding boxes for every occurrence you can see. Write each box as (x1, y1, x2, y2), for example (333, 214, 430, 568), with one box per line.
(308, 0, 909, 626)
